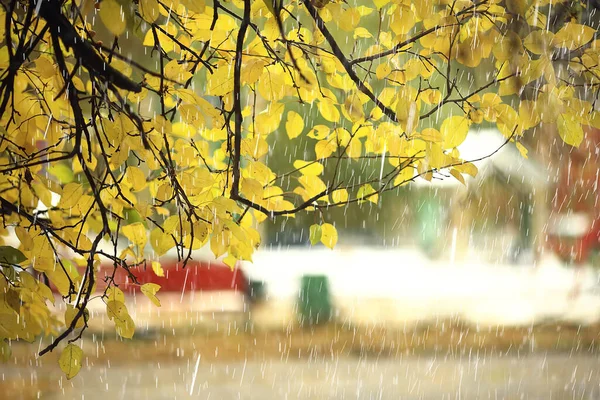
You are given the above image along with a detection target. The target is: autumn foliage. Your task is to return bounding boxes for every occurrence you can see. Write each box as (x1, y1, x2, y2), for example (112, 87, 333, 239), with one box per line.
(0, 0, 598, 377)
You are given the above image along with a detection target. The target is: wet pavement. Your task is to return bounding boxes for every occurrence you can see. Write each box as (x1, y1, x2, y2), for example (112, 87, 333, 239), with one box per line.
(4, 353, 600, 399)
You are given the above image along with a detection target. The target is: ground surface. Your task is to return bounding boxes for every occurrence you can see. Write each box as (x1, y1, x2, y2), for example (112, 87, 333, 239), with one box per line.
(2, 322, 600, 399)
(3, 353, 600, 399)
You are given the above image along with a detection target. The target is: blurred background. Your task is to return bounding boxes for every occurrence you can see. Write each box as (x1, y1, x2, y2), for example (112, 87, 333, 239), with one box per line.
(5, 125, 600, 400)
(4, 1, 600, 398)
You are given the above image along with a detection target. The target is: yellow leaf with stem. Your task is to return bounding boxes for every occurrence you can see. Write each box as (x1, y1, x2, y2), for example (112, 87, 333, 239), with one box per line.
(106, 301, 135, 339)
(59, 344, 83, 380)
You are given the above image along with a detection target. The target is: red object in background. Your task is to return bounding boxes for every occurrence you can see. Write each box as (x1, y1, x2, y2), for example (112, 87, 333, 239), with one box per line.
(549, 126, 600, 264)
(50, 261, 249, 295)
(548, 218, 600, 264)
(99, 261, 249, 294)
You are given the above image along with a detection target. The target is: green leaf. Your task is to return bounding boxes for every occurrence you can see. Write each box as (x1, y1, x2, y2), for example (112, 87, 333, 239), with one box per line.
(309, 224, 322, 245)
(0, 246, 27, 265)
(58, 344, 83, 380)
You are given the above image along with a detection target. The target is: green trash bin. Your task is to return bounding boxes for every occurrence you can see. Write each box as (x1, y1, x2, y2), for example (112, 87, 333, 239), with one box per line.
(298, 275, 332, 326)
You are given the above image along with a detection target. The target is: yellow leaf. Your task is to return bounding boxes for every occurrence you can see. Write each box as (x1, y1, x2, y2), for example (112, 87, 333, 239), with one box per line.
(255, 103, 284, 136)
(331, 189, 349, 204)
(241, 178, 264, 202)
(315, 140, 337, 159)
(286, 111, 304, 139)
(242, 58, 265, 85)
(376, 63, 391, 80)
(293, 160, 323, 176)
(343, 95, 364, 122)
(505, 0, 529, 15)
(223, 254, 238, 269)
(139, 0, 160, 23)
(357, 184, 378, 204)
(390, 7, 416, 35)
(298, 175, 327, 198)
(353, 27, 372, 39)
(346, 139, 362, 159)
(393, 165, 414, 186)
(454, 162, 478, 177)
(179, 0, 206, 13)
(440, 116, 470, 149)
(518, 100, 540, 130)
(106, 301, 135, 339)
(374, 0, 390, 9)
(122, 223, 147, 248)
(419, 89, 442, 105)
(178, 104, 204, 127)
(59, 344, 83, 380)
(61, 183, 84, 209)
(516, 142, 528, 158)
(64, 305, 87, 330)
(338, 8, 361, 32)
(557, 113, 583, 147)
(151, 261, 164, 277)
(46, 261, 81, 297)
(449, 169, 466, 185)
(320, 223, 338, 249)
(523, 30, 554, 55)
(140, 283, 161, 307)
(206, 66, 234, 96)
(495, 104, 521, 138)
(307, 125, 331, 140)
(106, 287, 125, 303)
(553, 23, 595, 50)
(126, 167, 146, 192)
(100, 0, 126, 36)
(318, 98, 340, 122)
